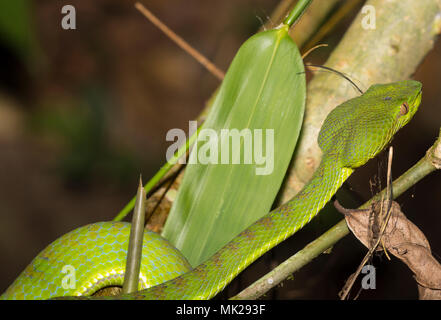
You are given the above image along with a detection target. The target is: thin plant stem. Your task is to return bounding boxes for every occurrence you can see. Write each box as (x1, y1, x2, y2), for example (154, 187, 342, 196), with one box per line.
(283, 0, 313, 27)
(135, 2, 225, 80)
(113, 125, 202, 222)
(122, 177, 146, 294)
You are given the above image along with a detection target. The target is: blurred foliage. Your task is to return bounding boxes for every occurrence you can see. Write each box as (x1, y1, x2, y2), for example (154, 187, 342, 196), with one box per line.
(0, 0, 36, 61)
(29, 86, 138, 188)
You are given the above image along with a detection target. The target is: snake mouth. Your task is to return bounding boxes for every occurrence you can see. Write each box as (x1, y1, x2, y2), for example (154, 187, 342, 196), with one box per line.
(413, 89, 422, 108)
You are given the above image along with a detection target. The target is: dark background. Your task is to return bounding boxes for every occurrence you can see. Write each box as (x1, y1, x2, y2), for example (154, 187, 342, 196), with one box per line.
(0, 0, 440, 299)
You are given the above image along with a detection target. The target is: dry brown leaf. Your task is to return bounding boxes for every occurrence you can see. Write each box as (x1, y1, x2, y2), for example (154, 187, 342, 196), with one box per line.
(339, 200, 441, 299)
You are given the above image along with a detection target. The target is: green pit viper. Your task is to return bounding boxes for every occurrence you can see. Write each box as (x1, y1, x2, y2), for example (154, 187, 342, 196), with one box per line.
(1, 80, 422, 300)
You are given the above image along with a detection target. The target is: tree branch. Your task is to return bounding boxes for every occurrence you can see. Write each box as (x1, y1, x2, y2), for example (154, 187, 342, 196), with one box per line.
(278, 0, 441, 203)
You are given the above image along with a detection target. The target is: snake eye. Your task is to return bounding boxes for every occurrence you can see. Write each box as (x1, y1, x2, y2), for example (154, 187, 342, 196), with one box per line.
(400, 102, 409, 115)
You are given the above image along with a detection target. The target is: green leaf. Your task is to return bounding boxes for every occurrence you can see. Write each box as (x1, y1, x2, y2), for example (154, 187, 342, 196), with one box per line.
(161, 25, 306, 266)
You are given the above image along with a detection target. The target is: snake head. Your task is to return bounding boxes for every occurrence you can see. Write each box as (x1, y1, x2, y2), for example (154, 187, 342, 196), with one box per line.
(318, 80, 422, 169)
(367, 80, 422, 130)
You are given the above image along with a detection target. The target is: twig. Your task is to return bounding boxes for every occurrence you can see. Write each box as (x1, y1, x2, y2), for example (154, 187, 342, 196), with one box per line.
(301, 43, 328, 59)
(135, 2, 225, 80)
(339, 147, 394, 300)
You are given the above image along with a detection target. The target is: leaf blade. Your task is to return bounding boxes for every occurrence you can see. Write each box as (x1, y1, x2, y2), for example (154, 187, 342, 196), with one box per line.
(162, 26, 306, 266)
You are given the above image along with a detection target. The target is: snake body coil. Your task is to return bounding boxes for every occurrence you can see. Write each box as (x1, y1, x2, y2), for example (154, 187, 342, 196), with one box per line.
(1, 80, 422, 300)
